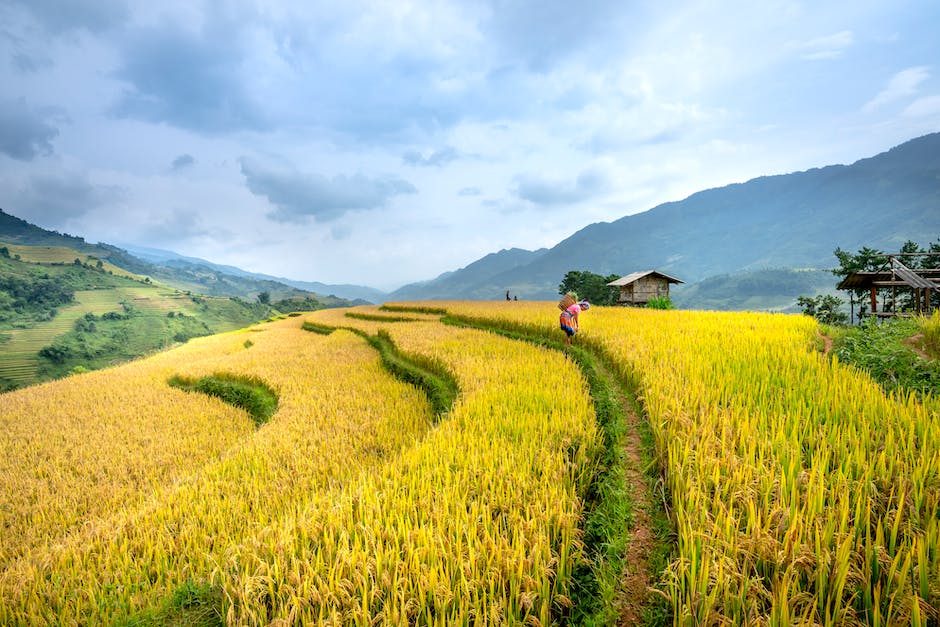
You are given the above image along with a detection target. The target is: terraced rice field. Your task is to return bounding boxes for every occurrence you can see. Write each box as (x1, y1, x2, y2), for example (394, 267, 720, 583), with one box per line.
(1, 302, 936, 625)
(0, 290, 124, 384)
(115, 286, 195, 313)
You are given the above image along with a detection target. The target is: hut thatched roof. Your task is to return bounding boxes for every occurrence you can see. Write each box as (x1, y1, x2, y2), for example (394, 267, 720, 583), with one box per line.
(607, 270, 684, 287)
(837, 269, 940, 290)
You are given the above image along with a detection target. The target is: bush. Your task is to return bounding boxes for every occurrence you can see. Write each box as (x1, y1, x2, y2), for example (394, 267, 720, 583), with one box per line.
(168, 373, 278, 427)
(797, 294, 847, 324)
(835, 317, 940, 395)
(646, 296, 674, 310)
(38, 344, 73, 364)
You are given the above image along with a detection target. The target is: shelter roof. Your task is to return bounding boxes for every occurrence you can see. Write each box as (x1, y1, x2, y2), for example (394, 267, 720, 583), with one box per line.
(607, 270, 685, 286)
(837, 269, 940, 290)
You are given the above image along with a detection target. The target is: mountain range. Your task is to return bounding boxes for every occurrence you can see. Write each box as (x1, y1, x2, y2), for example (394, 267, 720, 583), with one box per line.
(2, 132, 938, 310)
(0, 210, 369, 306)
(390, 132, 940, 303)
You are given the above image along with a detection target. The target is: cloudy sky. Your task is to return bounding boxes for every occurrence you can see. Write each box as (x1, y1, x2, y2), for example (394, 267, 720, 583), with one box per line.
(1, 0, 938, 290)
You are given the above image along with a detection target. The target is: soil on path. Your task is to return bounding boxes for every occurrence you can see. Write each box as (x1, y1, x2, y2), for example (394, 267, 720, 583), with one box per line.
(593, 357, 659, 625)
(905, 333, 933, 361)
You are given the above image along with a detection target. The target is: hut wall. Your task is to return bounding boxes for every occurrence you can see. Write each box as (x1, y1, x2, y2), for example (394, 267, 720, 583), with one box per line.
(618, 276, 670, 304)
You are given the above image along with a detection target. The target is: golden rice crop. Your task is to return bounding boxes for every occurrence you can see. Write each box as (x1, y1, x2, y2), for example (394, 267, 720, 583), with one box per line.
(218, 313, 599, 624)
(429, 300, 940, 626)
(0, 317, 435, 624)
(0, 329, 256, 568)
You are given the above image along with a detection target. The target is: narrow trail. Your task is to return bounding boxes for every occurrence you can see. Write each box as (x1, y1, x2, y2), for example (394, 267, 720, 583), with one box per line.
(591, 355, 658, 625)
(434, 310, 665, 624)
(905, 333, 933, 361)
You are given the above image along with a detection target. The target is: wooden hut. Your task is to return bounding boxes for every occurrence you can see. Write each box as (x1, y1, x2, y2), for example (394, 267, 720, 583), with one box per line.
(836, 255, 939, 317)
(607, 270, 684, 306)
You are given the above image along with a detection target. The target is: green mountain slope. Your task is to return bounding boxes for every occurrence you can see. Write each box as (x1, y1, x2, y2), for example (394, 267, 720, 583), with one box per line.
(0, 214, 366, 390)
(395, 132, 940, 302)
(0, 250, 278, 391)
(389, 247, 548, 300)
(0, 209, 359, 305)
(120, 243, 386, 303)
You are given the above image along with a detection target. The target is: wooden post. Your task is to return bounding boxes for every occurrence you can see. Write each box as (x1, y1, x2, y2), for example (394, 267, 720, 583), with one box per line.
(870, 287, 877, 314)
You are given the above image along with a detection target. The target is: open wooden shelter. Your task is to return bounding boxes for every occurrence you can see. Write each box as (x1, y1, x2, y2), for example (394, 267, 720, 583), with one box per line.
(607, 270, 684, 306)
(836, 254, 940, 317)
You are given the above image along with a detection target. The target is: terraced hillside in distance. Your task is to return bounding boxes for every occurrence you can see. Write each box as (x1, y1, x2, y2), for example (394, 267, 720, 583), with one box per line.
(0, 243, 280, 390)
(0, 289, 124, 385)
(0, 302, 936, 626)
(0, 242, 137, 277)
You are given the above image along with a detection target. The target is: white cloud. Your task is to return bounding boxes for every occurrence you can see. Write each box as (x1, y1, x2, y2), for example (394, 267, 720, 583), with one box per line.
(863, 66, 930, 113)
(903, 94, 940, 118)
(788, 30, 854, 60)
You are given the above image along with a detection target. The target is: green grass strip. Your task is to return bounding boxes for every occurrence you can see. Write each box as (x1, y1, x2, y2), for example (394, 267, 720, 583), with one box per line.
(379, 304, 448, 315)
(344, 311, 421, 322)
(168, 373, 278, 427)
(302, 322, 458, 420)
(441, 313, 673, 626)
(300, 320, 335, 335)
(118, 580, 224, 627)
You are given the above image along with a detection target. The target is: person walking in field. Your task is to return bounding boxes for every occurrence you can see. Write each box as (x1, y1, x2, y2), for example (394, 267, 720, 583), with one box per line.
(558, 294, 589, 345)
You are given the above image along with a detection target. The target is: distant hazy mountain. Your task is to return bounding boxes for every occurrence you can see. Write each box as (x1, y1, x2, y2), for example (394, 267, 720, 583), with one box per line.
(0, 211, 357, 305)
(670, 268, 838, 312)
(121, 244, 386, 303)
(389, 247, 549, 300)
(393, 132, 940, 301)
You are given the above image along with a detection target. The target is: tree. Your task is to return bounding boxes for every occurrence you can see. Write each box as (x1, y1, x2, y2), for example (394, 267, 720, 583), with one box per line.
(797, 294, 848, 325)
(558, 270, 620, 306)
(256, 291, 271, 305)
(833, 246, 884, 317)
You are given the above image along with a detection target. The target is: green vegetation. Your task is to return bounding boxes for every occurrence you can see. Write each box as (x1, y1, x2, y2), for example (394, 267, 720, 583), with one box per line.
(796, 294, 847, 324)
(272, 295, 325, 313)
(300, 320, 334, 335)
(119, 580, 224, 627)
(0, 247, 280, 390)
(31, 294, 275, 383)
(558, 270, 620, 305)
(673, 268, 836, 312)
(831, 316, 940, 396)
(645, 296, 674, 310)
(168, 373, 278, 427)
(380, 304, 447, 315)
(344, 311, 420, 322)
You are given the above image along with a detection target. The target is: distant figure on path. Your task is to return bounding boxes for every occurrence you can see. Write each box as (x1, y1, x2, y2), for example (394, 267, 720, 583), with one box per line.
(506, 290, 511, 301)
